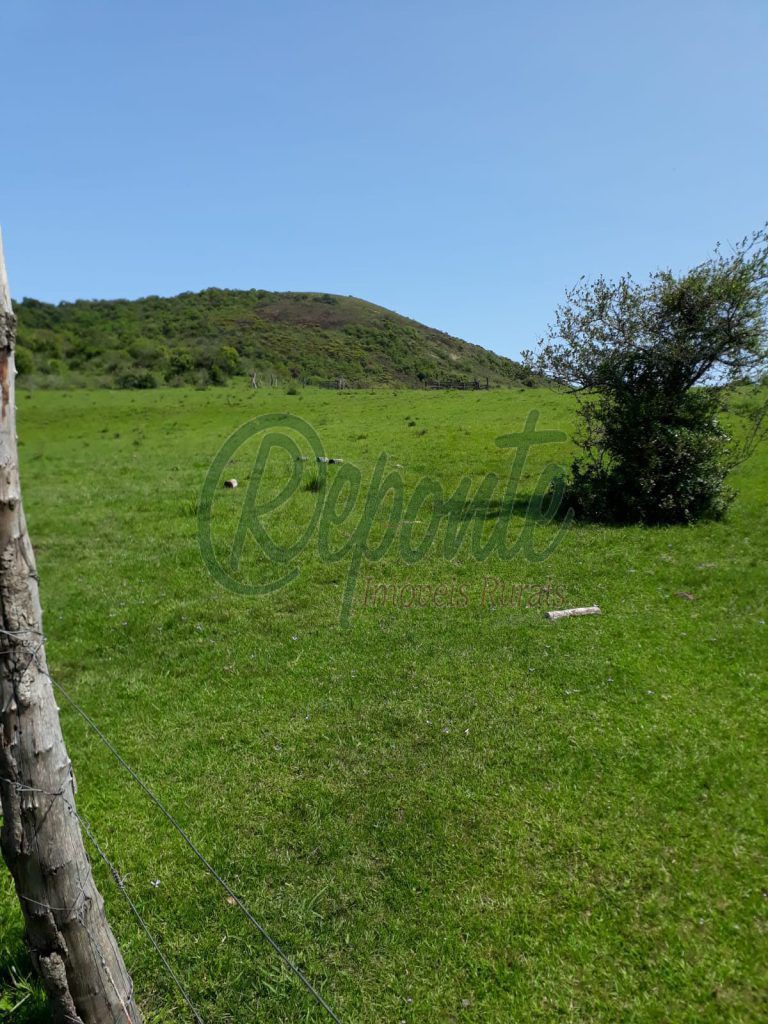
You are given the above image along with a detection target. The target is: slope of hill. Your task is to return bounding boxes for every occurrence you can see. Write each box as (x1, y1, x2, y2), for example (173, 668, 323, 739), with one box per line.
(14, 288, 533, 388)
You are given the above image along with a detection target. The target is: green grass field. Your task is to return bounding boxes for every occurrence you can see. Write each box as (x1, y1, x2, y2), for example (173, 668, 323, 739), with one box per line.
(2, 386, 767, 1023)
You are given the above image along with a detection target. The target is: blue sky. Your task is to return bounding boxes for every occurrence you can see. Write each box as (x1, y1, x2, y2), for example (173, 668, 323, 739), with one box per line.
(1, 0, 766, 360)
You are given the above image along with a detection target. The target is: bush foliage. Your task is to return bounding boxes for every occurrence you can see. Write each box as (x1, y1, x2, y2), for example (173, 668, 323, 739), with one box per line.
(525, 228, 768, 524)
(14, 289, 530, 389)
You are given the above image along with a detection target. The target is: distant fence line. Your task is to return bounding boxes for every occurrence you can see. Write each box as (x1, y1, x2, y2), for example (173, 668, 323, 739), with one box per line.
(251, 375, 371, 390)
(315, 377, 493, 390)
(249, 375, 494, 390)
(423, 377, 490, 390)
(301, 378, 388, 390)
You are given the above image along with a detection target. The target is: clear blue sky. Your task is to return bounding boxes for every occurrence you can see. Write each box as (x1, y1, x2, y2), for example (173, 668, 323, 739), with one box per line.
(1, 0, 766, 360)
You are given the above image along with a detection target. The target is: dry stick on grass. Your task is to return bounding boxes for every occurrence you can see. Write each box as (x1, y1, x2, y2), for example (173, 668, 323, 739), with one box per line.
(0, 229, 142, 1023)
(544, 606, 601, 620)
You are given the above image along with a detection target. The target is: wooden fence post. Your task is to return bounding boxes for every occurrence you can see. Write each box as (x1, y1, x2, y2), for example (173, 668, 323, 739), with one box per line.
(0, 229, 142, 1023)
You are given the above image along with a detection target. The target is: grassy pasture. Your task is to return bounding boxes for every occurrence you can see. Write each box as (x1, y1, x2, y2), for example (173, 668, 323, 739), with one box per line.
(1, 385, 766, 1023)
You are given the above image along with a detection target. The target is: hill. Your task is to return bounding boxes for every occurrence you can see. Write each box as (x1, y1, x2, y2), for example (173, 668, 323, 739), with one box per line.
(13, 288, 533, 389)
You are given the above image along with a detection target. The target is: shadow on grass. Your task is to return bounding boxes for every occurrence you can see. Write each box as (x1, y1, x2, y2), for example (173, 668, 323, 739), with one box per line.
(442, 492, 721, 532)
(440, 493, 566, 523)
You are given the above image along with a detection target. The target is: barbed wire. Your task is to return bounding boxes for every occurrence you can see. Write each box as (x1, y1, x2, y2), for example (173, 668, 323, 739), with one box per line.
(1, 626, 342, 1024)
(74, 802, 206, 1024)
(1, 771, 203, 1022)
(19, 880, 88, 915)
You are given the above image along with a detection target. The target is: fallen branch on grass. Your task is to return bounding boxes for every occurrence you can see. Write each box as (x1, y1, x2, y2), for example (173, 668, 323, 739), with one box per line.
(545, 606, 601, 620)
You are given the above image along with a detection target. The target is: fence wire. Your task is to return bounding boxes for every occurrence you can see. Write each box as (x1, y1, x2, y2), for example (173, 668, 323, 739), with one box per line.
(1, 626, 342, 1024)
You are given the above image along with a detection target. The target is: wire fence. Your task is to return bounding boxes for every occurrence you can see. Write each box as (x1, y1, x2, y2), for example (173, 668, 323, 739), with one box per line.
(1, 626, 343, 1024)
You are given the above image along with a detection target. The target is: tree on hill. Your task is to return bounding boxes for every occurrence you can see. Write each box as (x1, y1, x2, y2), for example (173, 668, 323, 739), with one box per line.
(524, 227, 768, 523)
(13, 290, 531, 390)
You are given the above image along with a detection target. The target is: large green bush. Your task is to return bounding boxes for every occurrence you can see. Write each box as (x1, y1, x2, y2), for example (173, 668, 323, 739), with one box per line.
(525, 228, 768, 524)
(565, 389, 735, 524)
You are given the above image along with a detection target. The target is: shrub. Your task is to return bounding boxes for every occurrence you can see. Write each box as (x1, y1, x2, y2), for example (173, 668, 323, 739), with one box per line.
(14, 346, 35, 376)
(116, 369, 158, 389)
(166, 349, 195, 380)
(563, 389, 735, 524)
(526, 228, 768, 524)
(215, 345, 240, 376)
(42, 357, 66, 376)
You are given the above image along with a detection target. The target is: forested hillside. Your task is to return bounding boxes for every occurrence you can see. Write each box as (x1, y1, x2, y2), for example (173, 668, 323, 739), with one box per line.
(14, 289, 533, 388)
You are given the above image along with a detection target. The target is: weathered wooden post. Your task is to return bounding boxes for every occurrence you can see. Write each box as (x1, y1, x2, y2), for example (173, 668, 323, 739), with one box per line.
(0, 229, 142, 1023)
